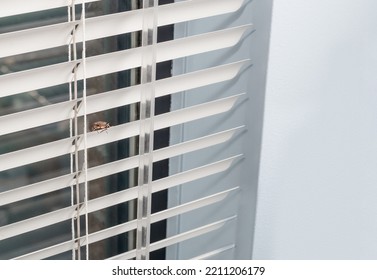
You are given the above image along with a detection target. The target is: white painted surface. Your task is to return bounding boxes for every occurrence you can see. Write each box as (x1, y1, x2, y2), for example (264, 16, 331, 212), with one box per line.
(253, 0, 377, 259)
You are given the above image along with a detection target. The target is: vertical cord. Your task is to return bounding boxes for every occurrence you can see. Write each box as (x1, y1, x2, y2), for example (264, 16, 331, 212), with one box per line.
(128, 0, 139, 252)
(81, 0, 89, 260)
(68, 0, 88, 260)
(67, 1, 75, 261)
(136, 0, 158, 260)
(68, 0, 83, 260)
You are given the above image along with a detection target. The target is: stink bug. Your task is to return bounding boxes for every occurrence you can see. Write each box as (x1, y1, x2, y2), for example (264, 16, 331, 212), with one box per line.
(91, 121, 110, 133)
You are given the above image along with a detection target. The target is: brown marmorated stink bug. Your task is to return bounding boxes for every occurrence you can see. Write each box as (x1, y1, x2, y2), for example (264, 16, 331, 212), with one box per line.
(91, 121, 110, 133)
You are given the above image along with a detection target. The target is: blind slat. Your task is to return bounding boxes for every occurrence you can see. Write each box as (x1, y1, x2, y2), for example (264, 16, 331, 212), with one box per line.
(108, 216, 236, 260)
(0, 21, 77, 58)
(0, 173, 74, 207)
(151, 155, 242, 194)
(151, 187, 239, 224)
(0, 206, 76, 241)
(0, 25, 251, 98)
(190, 244, 235, 260)
(0, 100, 77, 136)
(157, 59, 250, 97)
(153, 126, 243, 162)
(0, 60, 249, 136)
(0, 0, 100, 18)
(158, 0, 244, 27)
(13, 240, 76, 261)
(0, 61, 77, 99)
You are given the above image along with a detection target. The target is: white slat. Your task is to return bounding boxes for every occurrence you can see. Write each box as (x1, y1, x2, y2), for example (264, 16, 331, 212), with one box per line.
(190, 244, 235, 260)
(153, 126, 244, 162)
(0, 100, 77, 136)
(0, 21, 77, 58)
(0, 94, 243, 172)
(0, 61, 77, 99)
(155, 93, 244, 130)
(0, 0, 245, 57)
(0, 206, 76, 241)
(158, 0, 244, 27)
(156, 59, 250, 97)
(152, 155, 242, 194)
(108, 216, 236, 260)
(149, 216, 236, 256)
(0, 60, 250, 136)
(151, 187, 239, 223)
(12, 240, 76, 261)
(0, 25, 252, 98)
(0, 0, 100, 18)
(13, 188, 239, 259)
(87, 188, 138, 215)
(0, 173, 74, 207)
(156, 24, 251, 63)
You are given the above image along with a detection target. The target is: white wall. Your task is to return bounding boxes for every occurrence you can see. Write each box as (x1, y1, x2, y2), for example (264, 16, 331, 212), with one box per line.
(253, 0, 377, 259)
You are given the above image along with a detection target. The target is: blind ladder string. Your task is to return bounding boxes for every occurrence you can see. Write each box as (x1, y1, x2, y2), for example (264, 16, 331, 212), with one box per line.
(81, 0, 90, 260)
(68, 0, 83, 260)
(136, 0, 158, 260)
(67, 0, 75, 261)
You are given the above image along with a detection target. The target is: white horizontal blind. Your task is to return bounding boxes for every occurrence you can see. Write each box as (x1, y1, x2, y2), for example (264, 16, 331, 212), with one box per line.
(0, 0, 252, 259)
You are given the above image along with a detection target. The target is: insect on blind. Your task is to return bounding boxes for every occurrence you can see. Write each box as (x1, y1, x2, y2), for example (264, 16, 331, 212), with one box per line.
(0, 0, 252, 259)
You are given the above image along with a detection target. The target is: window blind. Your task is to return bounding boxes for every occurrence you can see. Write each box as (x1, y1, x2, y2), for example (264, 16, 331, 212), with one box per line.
(0, 0, 252, 259)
